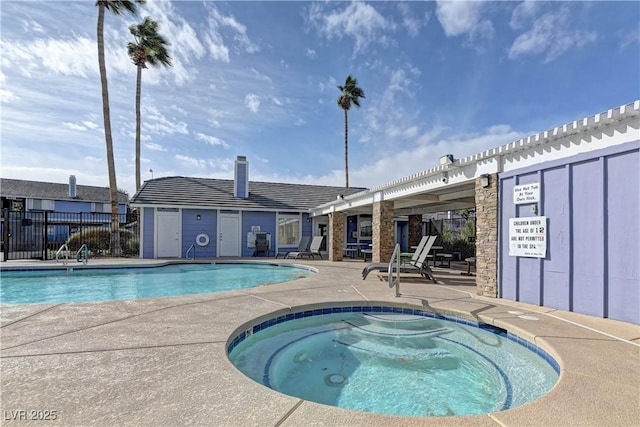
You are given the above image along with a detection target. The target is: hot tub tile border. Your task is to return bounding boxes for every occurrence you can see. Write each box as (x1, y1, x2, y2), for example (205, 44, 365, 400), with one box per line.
(227, 303, 561, 375)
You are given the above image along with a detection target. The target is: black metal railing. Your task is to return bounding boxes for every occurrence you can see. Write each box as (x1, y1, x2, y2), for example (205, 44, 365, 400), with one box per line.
(1, 210, 138, 261)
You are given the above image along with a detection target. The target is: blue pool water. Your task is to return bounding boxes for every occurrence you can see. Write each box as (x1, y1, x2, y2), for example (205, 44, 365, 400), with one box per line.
(0, 263, 314, 304)
(229, 308, 559, 417)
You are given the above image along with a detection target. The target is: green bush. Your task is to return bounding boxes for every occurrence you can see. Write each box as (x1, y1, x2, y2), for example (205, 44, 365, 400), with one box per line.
(441, 238, 475, 260)
(67, 228, 137, 256)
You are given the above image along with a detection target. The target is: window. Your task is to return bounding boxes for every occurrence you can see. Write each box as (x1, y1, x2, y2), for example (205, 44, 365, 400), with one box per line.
(359, 219, 372, 239)
(26, 199, 54, 211)
(92, 203, 111, 213)
(278, 214, 300, 246)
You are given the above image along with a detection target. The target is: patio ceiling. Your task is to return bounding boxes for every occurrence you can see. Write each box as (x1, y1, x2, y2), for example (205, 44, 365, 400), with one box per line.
(391, 182, 476, 215)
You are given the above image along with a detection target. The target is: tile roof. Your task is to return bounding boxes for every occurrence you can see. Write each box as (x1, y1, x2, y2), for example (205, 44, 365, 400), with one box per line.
(130, 176, 366, 211)
(0, 178, 129, 204)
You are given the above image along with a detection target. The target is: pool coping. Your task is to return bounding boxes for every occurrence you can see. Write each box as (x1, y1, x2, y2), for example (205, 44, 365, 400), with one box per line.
(1, 258, 639, 426)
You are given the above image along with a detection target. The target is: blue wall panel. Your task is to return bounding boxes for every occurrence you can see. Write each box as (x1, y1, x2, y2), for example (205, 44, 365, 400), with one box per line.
(242, 212, 276, 257)
(541, 166, 570, 311)
(143, 208, 154, 258)
(571, 159, 605, 317)
(499, 177, 518, 300)
(606, 151, 640, 323)
(54, 200, 93, 213)
(182, 209, 216, 258)
(514, 173, 542, 306)
(499, 140, 639, 324)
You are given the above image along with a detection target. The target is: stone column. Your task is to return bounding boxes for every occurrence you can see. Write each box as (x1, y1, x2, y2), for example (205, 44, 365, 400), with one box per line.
(475, 173, 498, 297)
(408, 214, 423, 247)
(372, 200, 395, 262)
(328, 212, 344, 261)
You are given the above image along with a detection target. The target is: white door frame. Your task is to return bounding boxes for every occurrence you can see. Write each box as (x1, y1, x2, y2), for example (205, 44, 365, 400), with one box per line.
(154, 208, 182, 258)
(218, 212, 241, 257)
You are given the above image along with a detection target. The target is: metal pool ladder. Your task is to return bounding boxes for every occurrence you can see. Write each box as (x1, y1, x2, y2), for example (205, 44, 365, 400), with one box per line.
(56, 244, 69, 265)
(76, 244, 88, 265)
(185, 244, 195, 261)
(388, 243, 401, 297)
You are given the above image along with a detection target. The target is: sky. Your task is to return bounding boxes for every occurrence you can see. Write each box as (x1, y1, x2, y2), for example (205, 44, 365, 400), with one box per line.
(1, 1, 638, 197)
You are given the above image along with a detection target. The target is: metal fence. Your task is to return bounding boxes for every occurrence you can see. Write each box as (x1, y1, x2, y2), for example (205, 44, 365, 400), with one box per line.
(1, 210, 138, 261)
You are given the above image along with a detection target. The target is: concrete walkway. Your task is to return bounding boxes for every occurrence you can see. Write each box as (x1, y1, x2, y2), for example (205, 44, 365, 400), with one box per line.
(1, 259, 638, 426)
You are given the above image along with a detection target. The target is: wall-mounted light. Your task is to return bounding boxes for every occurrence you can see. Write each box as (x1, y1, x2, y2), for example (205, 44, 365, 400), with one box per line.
(306, 217, 311, 223)
(480, 174, 490, 188)
(196, 214, 201, 220)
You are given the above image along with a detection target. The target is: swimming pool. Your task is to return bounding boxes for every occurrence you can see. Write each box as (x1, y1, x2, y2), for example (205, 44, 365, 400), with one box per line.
(0, 263, 315, 304)
(228, 305, 559, 417)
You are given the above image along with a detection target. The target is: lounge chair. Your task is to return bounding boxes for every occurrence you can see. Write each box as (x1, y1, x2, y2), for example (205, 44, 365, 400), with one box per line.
(277, 235, 311, 259)
(285, 236, 324, 259)
(361, 235, 437, 282)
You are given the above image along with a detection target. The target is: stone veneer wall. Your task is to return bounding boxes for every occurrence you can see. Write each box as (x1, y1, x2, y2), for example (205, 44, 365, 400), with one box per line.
(328, 212, 345, 261)
(408, 214, 423, 247)
(372, 200, 395, 263)
(475, 173, 498, 297)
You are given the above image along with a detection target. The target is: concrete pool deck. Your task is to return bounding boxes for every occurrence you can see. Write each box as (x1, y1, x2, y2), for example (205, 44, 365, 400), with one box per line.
(1, 258, 638, 426)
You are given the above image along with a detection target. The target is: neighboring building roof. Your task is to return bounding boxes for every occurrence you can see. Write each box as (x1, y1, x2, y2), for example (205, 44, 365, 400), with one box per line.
(0, 178, 129, 204)
(130, 176, 365, 211)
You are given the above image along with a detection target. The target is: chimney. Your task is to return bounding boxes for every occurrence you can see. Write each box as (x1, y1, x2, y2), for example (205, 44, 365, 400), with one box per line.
(234, 156, 249, 198)
(69, 175, 77, 198)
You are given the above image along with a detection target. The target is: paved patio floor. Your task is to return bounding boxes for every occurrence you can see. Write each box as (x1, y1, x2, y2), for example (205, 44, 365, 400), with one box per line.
(1, 258, 639, 426)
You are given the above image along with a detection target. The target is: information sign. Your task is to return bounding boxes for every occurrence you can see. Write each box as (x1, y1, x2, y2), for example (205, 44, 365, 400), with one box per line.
(513, 183, 540, 204)
(509, 216, 547, 258)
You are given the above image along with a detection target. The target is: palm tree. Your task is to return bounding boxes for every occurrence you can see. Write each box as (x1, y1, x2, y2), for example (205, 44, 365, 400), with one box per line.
(96, 0, 143, 257)
(128, 17, 172, 192)
(337, 74, 365, 188)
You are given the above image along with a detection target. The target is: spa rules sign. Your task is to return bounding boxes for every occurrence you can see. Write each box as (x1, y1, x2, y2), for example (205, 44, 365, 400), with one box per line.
(509, 216, 547, 258)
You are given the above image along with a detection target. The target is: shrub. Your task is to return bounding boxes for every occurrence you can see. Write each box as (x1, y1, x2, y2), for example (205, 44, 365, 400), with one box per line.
(440, 238, 475, 260)
(66, 228, 137, 256)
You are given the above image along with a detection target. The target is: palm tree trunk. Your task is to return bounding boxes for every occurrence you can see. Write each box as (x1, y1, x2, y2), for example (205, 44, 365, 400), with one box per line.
(135, 65, 142, 191)
(97, 4, 121, 257)
(344, 108, 349, 188)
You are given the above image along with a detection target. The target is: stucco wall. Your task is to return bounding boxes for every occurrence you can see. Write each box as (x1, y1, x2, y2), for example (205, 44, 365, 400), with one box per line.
(499, 140, 639, 324)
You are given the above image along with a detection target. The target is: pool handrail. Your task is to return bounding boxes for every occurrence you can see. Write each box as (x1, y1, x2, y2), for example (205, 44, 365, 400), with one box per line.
(186, 244, 195, 261)
(56, 244, 69, 266)
(388, 243, 401, 297)
(76, 244, 88, 265)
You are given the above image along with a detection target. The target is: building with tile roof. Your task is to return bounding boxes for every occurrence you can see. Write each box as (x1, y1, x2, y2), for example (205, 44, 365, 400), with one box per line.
(130, 156, 366, 258)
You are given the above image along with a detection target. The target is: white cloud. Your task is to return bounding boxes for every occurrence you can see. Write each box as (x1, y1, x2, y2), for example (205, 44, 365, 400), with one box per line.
(244, 93, 261, 113)
(0, 89, 19, 103)
(170, 104, 187, 115)
(144, 142, 167, 152)
(82, 120, 99, 130)
(62, 122, 88, 131)
(436, 1, 492, 39)
(175, 154, 206, 168)
(203, 4, 259, 63)
(308, 2, 393, 53)
(174, 154, 233, 172)
(398, 3, 430, 37)
(510, 1, 540, 30)
(509, 6, 597, 63)
(305, 48, 317, 59)
(194, 132, 229, 148)
(21, 18, 45, 34)
(142, 104, 189, 135)
(618, 28, 640, 53)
